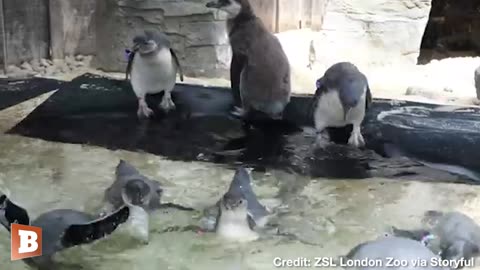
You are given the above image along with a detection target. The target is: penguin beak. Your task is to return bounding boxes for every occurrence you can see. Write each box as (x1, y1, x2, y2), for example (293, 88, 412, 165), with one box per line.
(205, 1, 221, 8)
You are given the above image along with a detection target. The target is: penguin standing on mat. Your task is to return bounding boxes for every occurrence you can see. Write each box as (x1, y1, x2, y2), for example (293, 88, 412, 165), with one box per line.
(311, 62, 372, 148)
(205, 0, 292, 122)
(125, 30, 184, 118)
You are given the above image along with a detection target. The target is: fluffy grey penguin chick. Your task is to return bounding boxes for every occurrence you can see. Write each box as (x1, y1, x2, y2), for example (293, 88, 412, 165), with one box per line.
(312, 62, 372, 148)
(342, 236, 446, 270)
(205, 0, 291, 120)
(103, 160, 194, 213)
(126, 30, 184, 118)
(202, 167, 271, 242)
(392, 211, 480, 268)
(119, 179, 151, 244)
(104, 160, 163, 212)
(0, 194, 130, 270)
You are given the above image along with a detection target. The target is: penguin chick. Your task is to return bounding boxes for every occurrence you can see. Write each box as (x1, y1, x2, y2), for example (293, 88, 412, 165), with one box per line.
(215, 187, 259, 242)
(0, 194, 130, 269)
(120, 179, 151, 244)
(126, 30, 184, 118)
(104, 160, 194, 213)
(311, 62, 372, 148)
(205, 0, 291, 120)
(342, 237, 446, 270)
(392, 211, 480, 269)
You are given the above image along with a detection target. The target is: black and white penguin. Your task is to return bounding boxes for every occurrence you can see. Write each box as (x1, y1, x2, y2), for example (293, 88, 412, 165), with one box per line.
(311, 62, 372, 148)
(126, 30, 184, 118)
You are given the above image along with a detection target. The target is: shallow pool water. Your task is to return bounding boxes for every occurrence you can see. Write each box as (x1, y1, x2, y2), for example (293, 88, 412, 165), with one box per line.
(1, 94, 480, 270)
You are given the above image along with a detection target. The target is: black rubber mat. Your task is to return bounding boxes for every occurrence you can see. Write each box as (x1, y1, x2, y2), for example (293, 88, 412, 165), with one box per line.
(0, 77, 63, 111)
(8, 73, 480, 183)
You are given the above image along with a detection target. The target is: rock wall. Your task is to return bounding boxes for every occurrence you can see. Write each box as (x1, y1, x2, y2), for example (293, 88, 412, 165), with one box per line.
(49, 0, 96, 59)
(94, 0, 231, 78)
(310, 0, 432, 69)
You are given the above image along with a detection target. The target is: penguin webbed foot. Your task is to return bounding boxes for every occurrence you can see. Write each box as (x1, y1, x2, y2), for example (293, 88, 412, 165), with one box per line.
(314, 130, 331, 148)
(137, 98, 154, 118)
(159, 92, 176, 112)
(347, 127, 365, 148)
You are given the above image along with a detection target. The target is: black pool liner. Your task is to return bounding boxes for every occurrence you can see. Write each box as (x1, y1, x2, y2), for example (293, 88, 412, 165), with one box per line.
(0, 77, 63, 111)
(7, 73, 480, 184)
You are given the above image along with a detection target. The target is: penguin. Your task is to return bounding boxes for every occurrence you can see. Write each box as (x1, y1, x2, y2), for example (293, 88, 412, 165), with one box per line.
(205, 0, 291, 121)
(201, 167, 271, 242)
(103, 160, 194, 213)
(311, 62, 372, 148)
(125, 30, 184, 118)
(0, 193, 130, 269)
(391, 211, 480, 268)
(341, 236, 445, 270)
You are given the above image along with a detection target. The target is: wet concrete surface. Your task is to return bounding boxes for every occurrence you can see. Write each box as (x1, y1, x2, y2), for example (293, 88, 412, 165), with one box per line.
(0, 77, 480, 269)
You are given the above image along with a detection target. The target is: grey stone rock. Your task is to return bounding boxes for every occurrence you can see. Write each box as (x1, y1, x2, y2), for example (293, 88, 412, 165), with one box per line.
(20, 62, 33, 71)
(6, 65, 22, 74)
(39, 58, 50, 67)
(313, 0, 432, 68)
(75, 55, 85, 61)
(182, 21, 228, 47)
(6, 65, 35, 78)
(94, 0, 229, 78)
(44, 66, 57, 76)
(474, 65, 480, 99)
(30, 59, 43, 72)
(65, 55, 75, 66)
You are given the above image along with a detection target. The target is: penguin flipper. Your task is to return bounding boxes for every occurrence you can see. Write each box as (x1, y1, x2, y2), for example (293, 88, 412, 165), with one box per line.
(365, 83, 372, 111)
(170, 49, 184, 82)
(125, 50, 136, 81)
(61, 205, 130, 248)
(0, 195, 30, 231)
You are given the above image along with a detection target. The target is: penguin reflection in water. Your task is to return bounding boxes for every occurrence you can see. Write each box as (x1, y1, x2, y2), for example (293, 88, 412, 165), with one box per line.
(205, 0, 292, 121)
(0, 193, 130, 269)
(125, 30, 184, 118)
(311, 62, 372, 148)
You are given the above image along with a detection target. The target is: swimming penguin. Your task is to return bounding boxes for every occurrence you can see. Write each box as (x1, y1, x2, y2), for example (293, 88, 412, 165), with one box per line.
(341, 236, 445, 270)
(0, 193, 130, 269)
(205, 0, 291, 121)
(103, 160, 194, 213)
(125, 30, 184, 118)
(117, 179, 151, 244)
(391, 211, 480, 268)
(201, 167, 270, 242)
(311, 62, 372, 148)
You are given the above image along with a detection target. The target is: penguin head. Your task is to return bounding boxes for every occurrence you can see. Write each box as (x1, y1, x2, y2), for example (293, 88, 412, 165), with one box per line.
(205, 0, 243, 18)
(133, 33, 158, 55)
(121, 179, 154, 207)
(220, 188, 248, 214)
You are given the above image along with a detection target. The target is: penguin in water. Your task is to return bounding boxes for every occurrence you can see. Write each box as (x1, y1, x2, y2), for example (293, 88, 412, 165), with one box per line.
(311, 62, 372, 148)
(341, 236, 446, 270)
(125, 30, 184, 118)
(103, 160, 194, 213)
(201, 167, 271, 242)
(205, 0, 291, 121)
(0, 193, 130, 269)
(391, 210, 480, 268)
